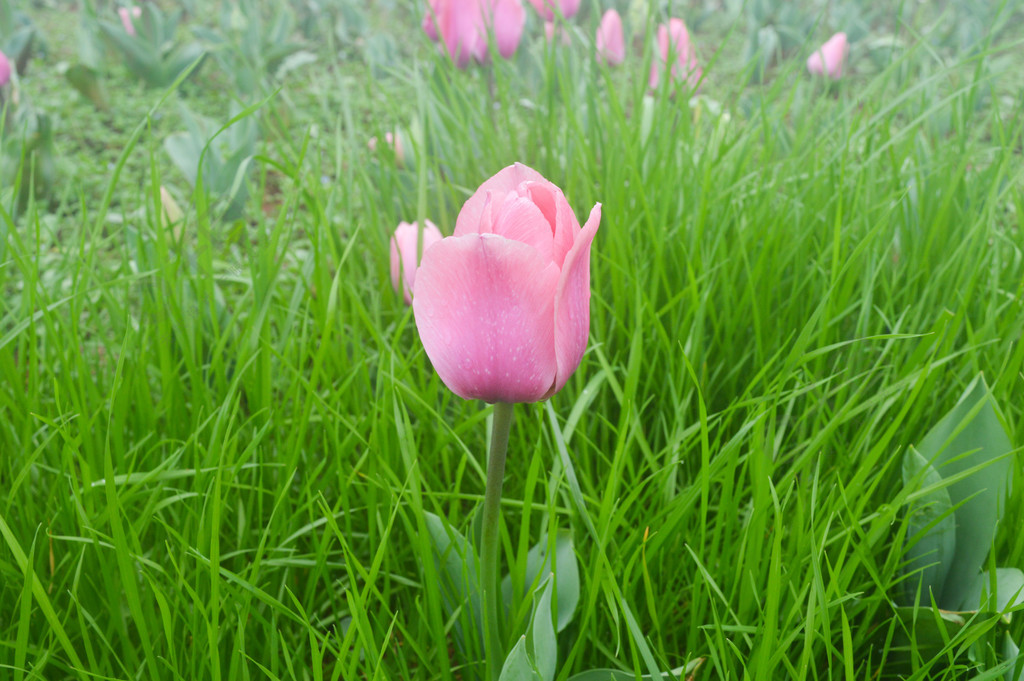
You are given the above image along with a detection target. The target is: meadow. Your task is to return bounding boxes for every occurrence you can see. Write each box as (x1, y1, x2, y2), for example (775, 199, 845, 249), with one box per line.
(1, 0, 1023, 679)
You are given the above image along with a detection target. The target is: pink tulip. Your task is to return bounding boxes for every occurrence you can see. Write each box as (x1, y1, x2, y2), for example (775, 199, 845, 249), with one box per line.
(527, 0, 580, 21)
(807, 32, 849, 80)
(119, 6, 142, 37)
(648, 18, 702, 91)
(413, 163, 601, 403)
(422, 0, 526, 68)
(544, 21, 570, 46)
(368, 131, 407, 167)
(0, 50, 10, 88)
(596, 10, 625, 66)
(422, 0, 441, 41)
(391, 220, 443, 305)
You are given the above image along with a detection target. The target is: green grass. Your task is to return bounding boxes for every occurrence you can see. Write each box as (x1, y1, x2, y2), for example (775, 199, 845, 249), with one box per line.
(2, 0, 1023, 679)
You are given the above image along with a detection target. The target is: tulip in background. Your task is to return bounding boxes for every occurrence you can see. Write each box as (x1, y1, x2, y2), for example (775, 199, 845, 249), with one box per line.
(0, 50, 10, 87)
(649, 17, 702, 92)
(544, 21, 570, 46)
(390, 220, 442, 305)
(118, 6, 142, 36)
(596, 9, 625, 66)
(527, 0, 580, 21)
(368, 130, 406, 167)
(422, 0, 526, 68)
(413, 162, 600, 681)
(807, 31, 849, 80)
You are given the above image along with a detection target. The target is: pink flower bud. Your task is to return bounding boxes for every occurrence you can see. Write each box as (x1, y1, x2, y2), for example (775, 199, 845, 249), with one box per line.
(423, 0, 526, 68)
(527, 0, 580, 21)
(119, 6, 143, 37)
(596, 9, 625, 66)
(422, 0, 441, 41)
(0, 50, 10, 87)
(544, 21, 570, 46)
(807, 32, 849, 80)
(413, 163, 601, 403)
(369, 131, 407, 167)
(391, 220, 443, 305)
(649, 18, 702, 92)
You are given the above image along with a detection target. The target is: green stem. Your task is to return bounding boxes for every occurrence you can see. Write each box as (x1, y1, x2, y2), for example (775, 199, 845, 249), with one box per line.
(480, 402, 513, 681)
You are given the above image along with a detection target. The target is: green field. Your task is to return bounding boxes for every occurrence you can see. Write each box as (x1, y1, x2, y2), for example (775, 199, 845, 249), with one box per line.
(2, 0, 1023, 679)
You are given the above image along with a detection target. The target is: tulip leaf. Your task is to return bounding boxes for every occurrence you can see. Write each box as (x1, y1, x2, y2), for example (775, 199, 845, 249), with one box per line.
(64, 64, 108, 111)
(164, 43, 206, 88)
(746, 25, 779, 84)
(502, 530, 579, 632)
(914, 375, 1013, 609)
(423, 512, 484, 657)
(958, 568, 1024, 619)
(528, 576, 556, 681)
(98, 20, 158, 78)
(499, 636, 544, 681)
(275, 50, 318, 80)
(566, 658, 705, 681)
(890, 605, 968, 666)
(900, 447, 956, 606)
(164, 132, 203, 187)
(1005, 634, 1022, 681)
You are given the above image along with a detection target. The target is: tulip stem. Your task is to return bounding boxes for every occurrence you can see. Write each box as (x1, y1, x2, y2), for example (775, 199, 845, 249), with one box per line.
(480, 401, 513, 681)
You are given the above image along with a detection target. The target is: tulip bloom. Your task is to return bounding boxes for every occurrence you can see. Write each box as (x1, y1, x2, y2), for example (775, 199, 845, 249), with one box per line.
(648, 18, 702, 91)
(544, 21, 570, 46)
(527, 0, 580, 21)
(596, 9, 625, 66)
(413, 164, 601, 403)
(0, 50, 10, 87)
(118, 6, 142, 37)
(807, 32, 849, 80)
(391, 220, 443, 305)
(368, 131, 407, 167)
(422, 0, 526, 68)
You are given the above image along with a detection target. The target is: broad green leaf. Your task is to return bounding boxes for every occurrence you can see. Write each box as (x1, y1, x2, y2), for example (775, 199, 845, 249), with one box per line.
(502, 530, 579, 632)
(527, 577, 556, 681)
(164, 132, 203, 187)
(499, 636, 543, 681)
(915, 375, 1013, 609)
(98, 20, 160, 79)
(423, 512, 483, 656)
(1005, 634, 1022, 681)
(566, 658, 705, 681)
(890, 605, 968, 666)
(959, 568, 1024, 619)
(65, 64, 108, 111)
(748, 25, 779, 84)
(2, 25, 35, 72)
(275, 50, 318, 80)
(164, 43, 206, 88)
(900, 447, 956, 606)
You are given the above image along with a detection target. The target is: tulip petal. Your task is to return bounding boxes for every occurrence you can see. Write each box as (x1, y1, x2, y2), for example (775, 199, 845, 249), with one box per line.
(456, 163, 547, 236)
(441, 3, 484, 67)
(423, 0, 441, 41)
(808, 32, 848, 80)
(550, 203, 600, 397)
(491, 0, 526, 58)
(492, 195, 555, 264)
(560, 0, 580, 18)
(527, 0, 554, 21)
(414, 234, 560, 403)
(391, 221, 443, 304)
(525, 182, 576, 267)
(0, 50, 10, 88)
(596, 10, 625, 66)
